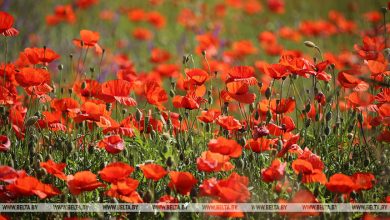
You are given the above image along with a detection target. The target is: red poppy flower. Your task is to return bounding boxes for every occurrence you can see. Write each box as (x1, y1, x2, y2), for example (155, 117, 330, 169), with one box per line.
(216, 115, 242, 130)
(150, 48, 170, 63)
(0, 135, 10, 152)
(0, 11, 18, 36)
(354, 36, 384, 61)
(325, 173, 356, 194)
(98, 135, 125, 154)
(245, 138, 272, 153)
(279, 189, 319, 218)
(270, 97, 296, 114)
(133, 27, 153, 41)
(101, 79, 137, 106)
(139, 163, 167, 181)
(106, 178, 143, 203)
(99, 162, 134, 183)
(351, 172, 376, 191)
(157, 194, 178, 204)
(186, 68, 209, 86)
(75, 0, 99, 9)
(263, 63, 290, 79)
(21, 47, 60, 65)
(73, 30, 102, 53)
(15, 67, 51, 87)
(292, 159, 327, 184)
(40, 160, 67, 180)
(146, 11, 166, 29)
(215, 172, 251, 202)
(197, 151, 234, 172)
(198, 109, 221, 123)
(6, 176, 60, 199)
(168, 171, 197, 196)
(267, 0, 285, 14)
(337, 71, 368, 91)
(51, 98, 80, 113)
(67, 171, 105, 195)
(208, 136, 242, 158)
(144, 81, 168, 110)
(261, 159, 286, 182)
(0, 166, 26, 184)
(172, 92, 205, 110)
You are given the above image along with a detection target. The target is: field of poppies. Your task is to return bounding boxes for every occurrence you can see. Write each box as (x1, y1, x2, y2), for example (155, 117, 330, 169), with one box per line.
(0, 0, 389, 219)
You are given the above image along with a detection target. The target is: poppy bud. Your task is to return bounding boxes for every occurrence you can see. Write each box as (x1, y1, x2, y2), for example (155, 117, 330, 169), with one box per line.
(142, 190, 153, 203)
(305, 103, 311, 113)
(25, 116, 38, 127)
(357, 112, 363, 123)
(202, 50, 206, 56)
(90, 67, 95, 73)
(179, 152, 185, 161)
(348, 124, 355, 132)
(257, 81, 263, 88)
(324, 126, 330, 136)
(166, 156, 173, 167)
(381, 7, 388, 14)
(238, 137, 246, 146)
(223, 102, 229, 114)
(315, 113, 320, 121)
(254, 111, 260, 120)
(182, 55, 187, 64)
(81, 81, 87, 90)
(305, 118, 311, 128)
(304, 41, 317, 48)
(58, 64, 64, 70)
(266, 110, 272, 124)
(265, 87, 272, 99)
(105, 103, 112, 111)
(326, 112, 332, 121)
(162, 133, 170, 141)
(208, 96, 213, 105)
(68, 88, 73, 95)
(162, 145, 169, 153)
(205, 123, 211, 132)
(135, 109, 142, 122)
(347, 133, 354, 140)
(169, 89, 175, 97)
(144, 116, 150, 131)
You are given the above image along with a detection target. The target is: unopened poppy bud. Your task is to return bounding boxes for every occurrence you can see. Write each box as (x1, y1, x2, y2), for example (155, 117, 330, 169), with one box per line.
(25, 116, 39, 127)
(169, 89, 175, 97)
(257, 81, 263, 88)
(162, 145, 168, 153)
(266, 110, 272, 123)
(202, 50, 206, 56)
(81, 81, 87, 90)
(150, 130, 156, 139)
(179, 152, 185, 161)
(304, 41, 317, 48)
(305, 103, 311, 113)
(135, 109, 142, 122)
(182, 55, 187, 64)
(381, 7, 388, 14)
(265, 87, 272, 99)
(60, 88, 64, 94)
(144, 116, 150, 130)
(57, 64, 64, 70)
(347, 133, 354, 140)
(142, 190, 153, 203)
(208, 96, 213, 105)
(205, 123, 211, 132)
(326, 112, 332, 121)
(166, 156, 173, 167)
(162, 133, 170, 141)
(188, 136, 193, 145)
(105, 103, 112, 111)
(348, 123, 355, 132)
(238, 137, 246, 146)
(122, 109, 127, 115)
(254, 111, 260, 120)
(305, 118, 311, 128)
(324, 126, 330, 135)
(315, 113, 320, 121)
(357, 112, 363, 123)
(68, 88, 73, 95)
(248, 103, 255, 113)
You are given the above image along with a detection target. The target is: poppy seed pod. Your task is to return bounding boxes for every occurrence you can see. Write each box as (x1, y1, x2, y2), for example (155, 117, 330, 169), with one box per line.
(304, 40, 317, 48)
